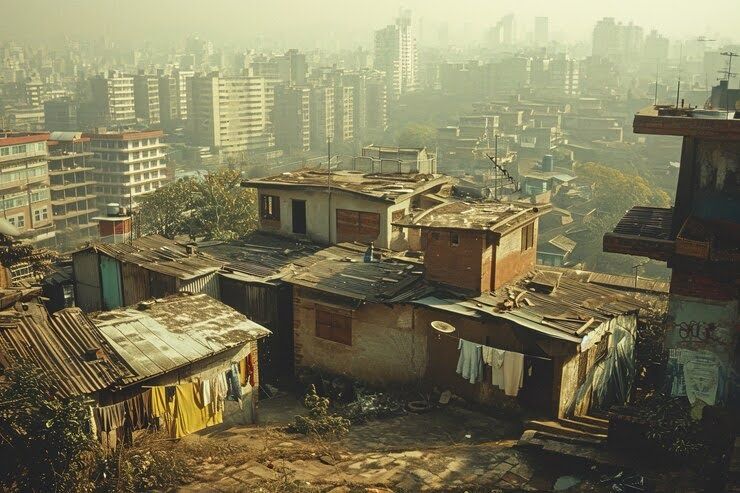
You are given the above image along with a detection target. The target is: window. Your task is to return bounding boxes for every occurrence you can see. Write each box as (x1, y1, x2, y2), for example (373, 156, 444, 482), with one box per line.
(431, 231, 440, 240)
(450, 232, 460, 246)
(260, 194, 280, 220)
(315, 306, 352, 345)
(521, 223, 535, 251)
(33, 208, 48, 222)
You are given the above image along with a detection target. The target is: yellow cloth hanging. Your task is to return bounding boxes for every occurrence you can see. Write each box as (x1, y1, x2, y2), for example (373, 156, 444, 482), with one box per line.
(172, 382, 222, 439)
(238, 358, 248, 386)
(150, 386, 167, 418)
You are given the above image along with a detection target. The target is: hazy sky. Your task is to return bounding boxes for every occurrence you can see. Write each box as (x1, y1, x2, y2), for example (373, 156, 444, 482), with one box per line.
(1, 0, 736, 48)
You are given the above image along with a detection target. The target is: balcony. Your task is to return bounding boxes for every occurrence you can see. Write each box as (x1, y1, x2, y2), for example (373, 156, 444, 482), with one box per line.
(603, 206, 674, 261)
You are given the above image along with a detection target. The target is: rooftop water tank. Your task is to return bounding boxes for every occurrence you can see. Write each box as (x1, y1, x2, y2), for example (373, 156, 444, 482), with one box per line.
(542, 154, 554, 172)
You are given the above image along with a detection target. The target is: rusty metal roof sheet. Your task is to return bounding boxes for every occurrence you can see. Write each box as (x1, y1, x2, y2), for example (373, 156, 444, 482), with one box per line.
(0, 300, 132, 397)
(285, 244, 428, 302)
(91, 293, 271, 385)
(197, 232, 324, 282)
(78, 234, 223, 280)
(393, 200, 551, 235)
(243, 169, 451, 203)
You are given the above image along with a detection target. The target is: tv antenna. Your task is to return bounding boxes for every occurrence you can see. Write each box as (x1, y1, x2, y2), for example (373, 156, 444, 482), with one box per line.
(718, 51, 738, 111)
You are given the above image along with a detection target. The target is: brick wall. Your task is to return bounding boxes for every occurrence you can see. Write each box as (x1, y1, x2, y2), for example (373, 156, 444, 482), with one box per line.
(422, 229, 489, 292)
(293, 287, 426, 385)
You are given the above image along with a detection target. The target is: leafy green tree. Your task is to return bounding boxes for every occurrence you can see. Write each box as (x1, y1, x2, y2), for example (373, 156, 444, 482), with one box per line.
(396, 123, 437, 149)
(0, 361, 95, 492)
(138, 168, 258, 241)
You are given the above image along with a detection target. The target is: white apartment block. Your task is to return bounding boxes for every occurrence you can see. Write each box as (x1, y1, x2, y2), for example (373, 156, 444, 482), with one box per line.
(90, 71, 136, 128)
(374, 11, 418, 100)
(86, 130, 167, 210)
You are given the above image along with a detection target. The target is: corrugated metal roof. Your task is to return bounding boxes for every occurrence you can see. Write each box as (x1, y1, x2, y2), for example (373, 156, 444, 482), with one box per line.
(78, 235, 223, 280)
(547, 234, 577, 253)
(285, 244, 427, 302)
(92, 293, 271, 385)
(586, 272, 670, 294)
(0, 299, 133, 397)
(198, 232, 323, 282)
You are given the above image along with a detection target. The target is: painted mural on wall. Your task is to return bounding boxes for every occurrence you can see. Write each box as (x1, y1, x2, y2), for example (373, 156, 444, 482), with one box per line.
(665, 295, 737, 412)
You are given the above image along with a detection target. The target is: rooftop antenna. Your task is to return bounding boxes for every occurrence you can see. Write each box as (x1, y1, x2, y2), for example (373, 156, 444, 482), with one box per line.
(675, 43, 683, 108)
(719, 51, 738, 111)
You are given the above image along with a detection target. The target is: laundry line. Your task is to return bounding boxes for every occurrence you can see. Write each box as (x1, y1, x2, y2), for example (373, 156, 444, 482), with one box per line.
(432, 328, 553, 361)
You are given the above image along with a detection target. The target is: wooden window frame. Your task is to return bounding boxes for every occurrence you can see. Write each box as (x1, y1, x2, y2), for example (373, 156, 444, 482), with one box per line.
(260, 194, 280, 221)
(521, 222, 535, 251)
(450, 231, 460, 246)
(315, 305, 352, 346)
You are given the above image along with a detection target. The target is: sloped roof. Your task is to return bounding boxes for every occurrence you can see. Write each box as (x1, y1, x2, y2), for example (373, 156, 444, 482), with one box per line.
(92, 293, 270, 385)
(197, 232, 323, 282)
(0, 297, 132, 397)
(547, 234, 577, 253)
(77, 234, 223, 280)
(284, 244, 428, 303)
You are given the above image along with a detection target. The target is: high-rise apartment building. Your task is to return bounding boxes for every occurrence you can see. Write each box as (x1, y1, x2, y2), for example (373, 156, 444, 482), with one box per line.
(43, 99, 78, 131)
(86, 130, 167, 210)
(309, 85, 334, 150)
(334, 86, 354, 143)
(592, 17, 644, 61)
(365, 77, 388, 134)
(89, 71, 136, 128)
(46, 132, 98, 249)
(158, 68, 193, 129)
(133, 73, 160, 126)
(272, 84, 310, 154)
(188, 73, 274, 158)
(0, 132, 55, 245)
(374, 10, 418, 101)
(534, 17, 549, 47)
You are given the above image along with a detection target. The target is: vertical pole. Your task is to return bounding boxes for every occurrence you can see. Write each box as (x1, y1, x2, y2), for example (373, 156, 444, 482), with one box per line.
(494, 134, 499, 200)
(327, 137, 331, 245)
(654, 59, 659, 105)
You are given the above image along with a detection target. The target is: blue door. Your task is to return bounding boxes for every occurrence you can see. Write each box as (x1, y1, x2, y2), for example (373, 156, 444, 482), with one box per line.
(100, 255, 123, 310)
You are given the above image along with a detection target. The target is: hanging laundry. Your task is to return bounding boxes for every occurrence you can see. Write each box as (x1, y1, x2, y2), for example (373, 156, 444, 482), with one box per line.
(456, 339, 484, 384)
(502, 351, 525, 397)
(227, 363, 242, 400)
(201, 379, 212, 407)
(150, 386, 168, 418)
(482, 345, 506, 389)
(125, 390, 151, 430)
(94, 402, 126, 432)
(172, 382, 223, 439)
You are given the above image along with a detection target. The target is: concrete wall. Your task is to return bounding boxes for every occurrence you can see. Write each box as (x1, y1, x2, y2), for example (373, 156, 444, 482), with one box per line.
(256, 185, 410, 249)
(293, 287, 427, 385)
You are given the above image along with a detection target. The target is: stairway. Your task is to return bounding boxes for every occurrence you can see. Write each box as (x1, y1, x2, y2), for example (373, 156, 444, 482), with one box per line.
(523, 413, 609, 443)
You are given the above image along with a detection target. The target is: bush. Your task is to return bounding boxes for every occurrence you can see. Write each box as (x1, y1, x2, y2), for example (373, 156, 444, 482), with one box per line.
(288, 385, 350, 439)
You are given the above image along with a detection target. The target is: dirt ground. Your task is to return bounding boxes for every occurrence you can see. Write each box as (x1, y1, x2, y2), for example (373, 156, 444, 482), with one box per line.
(169, 393, 702, 492)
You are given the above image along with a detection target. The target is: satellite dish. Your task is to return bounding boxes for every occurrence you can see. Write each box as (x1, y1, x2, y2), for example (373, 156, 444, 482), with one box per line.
(0, 218, 20, 237)
(431, 321, 456, 334)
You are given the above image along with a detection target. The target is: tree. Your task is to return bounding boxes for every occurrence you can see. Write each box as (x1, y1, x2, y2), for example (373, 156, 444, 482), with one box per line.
(0, 361, 95, 492)
(138, 168, 258, 241)
(138, 178, 196, 239)
(396, 123, 437, 149)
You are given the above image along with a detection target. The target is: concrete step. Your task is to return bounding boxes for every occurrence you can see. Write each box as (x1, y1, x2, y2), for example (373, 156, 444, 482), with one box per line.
(559, 416, 609, 435)
(525, 419, 607, 441)
(570, 413, 609, 429)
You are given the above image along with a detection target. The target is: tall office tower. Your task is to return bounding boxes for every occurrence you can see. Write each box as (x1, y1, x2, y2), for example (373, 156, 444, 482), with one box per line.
(0, 132, 55, 245)
(309, 85, 334, 149)
(188, 73, 273, 158)
(46, 132, 98, 249)
(592, 17, 620, 58)
(133, 73, 160, 126)
(89, 71, 136, 128)
(374, 9, 418, 101)
(534, 17, 549, 48)
(86, 130, 167, 210)
(272, 84, 310, 154)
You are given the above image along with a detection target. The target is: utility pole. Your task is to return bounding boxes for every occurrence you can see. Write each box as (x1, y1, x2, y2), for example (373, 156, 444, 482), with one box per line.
(654, 59, 660, 105)
(327, 137, 332, 244)
(493, 134, 499, 200)
(676, 43, 683, 108)
(719, 51, 738, 111)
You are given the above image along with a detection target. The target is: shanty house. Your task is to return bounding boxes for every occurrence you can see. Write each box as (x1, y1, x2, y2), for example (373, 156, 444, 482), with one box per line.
(72, 235, 223, 312)
(242, 169, 452, 249)
(284, 244, 430, 385)
(91, 293, 271, 425)
(197, 232, 323, 383)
